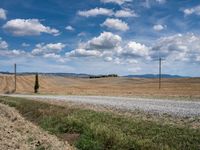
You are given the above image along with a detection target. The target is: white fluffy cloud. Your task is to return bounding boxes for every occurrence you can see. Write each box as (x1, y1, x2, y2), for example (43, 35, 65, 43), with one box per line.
(32, 43, 66, 55)
(0, 37, 27, 57)
(44, 53, 60, 58)
(115, 9, 137, 17)
(0, 8, 6, 20)
(151, 33, 200, 62)
(66, 32, 122, 58)
(153, 24, 165, 31)
(43, 53, 66, 63)
(43, 53, 61, 59)
(3, 19, 60, 36)
(0, 38, 8, 49)
(0, 49, 26, 57)
(86, 31, 122, 50)
(11, 50, 25, 56)
(67, 49, 101, 57)
(183, 5, 200, 16)
(65, 25, 74, 31)
(100, 0, 132, 5)
(66, 32, 200, 66)
(119, 41, 150, 59)
(66, 31, 151, 65)
(78, 8, 136, 18)
(101, 18, 129, 31)
(78, 8, 113, 17)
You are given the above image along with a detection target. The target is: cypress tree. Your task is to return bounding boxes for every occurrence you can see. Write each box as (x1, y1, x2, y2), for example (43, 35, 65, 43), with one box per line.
(34, 73, 39, 93)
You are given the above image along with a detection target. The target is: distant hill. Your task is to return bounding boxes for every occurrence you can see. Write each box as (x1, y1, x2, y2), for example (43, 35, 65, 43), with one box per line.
(40, 73, 91, 78)
(124, 74, 190, 78)
(0, 72, 117, 78)
(0, 72, 13, 75)
(0, 72, 190, 78)
(0, 72, 91, 77)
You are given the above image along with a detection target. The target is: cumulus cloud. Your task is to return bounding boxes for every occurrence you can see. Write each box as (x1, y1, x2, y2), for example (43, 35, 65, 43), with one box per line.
(119, 41, 150, 59)
(0, 37, 28, 57)
(0, 37, 67, 62)
(65, 25, 74, 31)
(183, 5, 200, 16)
(43, 53, 66, 63)
(153, 24, 166, 31)
(151, 33, 200, 62)
(100, 0, 132, 5)
(78, 8, 136, 18)
(0, 49, 26, 57)
(32, 43, 66, 55)
(115, 9, 137, 17)
(66, 32, 122, 58)
(78, 8, 113, 17)
(43, 53, 61, 59)
(66, 49, 101, 57)
(0, 37, 8, 49)
(101, 18, 129, 31)
(66, 31, 151, 65)
(11, 50, 25, 56)
(0, 8, 7, 20)
(3, 19, 60, 36)
(85, 31, 122, 50)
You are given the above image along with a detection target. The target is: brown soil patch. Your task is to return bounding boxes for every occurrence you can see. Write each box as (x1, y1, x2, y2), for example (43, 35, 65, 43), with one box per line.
(0, 103, 73, 150)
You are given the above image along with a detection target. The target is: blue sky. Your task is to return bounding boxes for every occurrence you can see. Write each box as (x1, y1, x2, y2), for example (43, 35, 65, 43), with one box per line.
(0, 0, 200, 76)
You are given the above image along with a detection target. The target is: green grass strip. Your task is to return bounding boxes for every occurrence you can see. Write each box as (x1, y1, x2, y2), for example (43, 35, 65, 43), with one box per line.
(0, 96, 199, 150)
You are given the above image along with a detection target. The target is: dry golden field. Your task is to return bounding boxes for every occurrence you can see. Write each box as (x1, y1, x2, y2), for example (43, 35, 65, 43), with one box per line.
(1, 75, 200, 99)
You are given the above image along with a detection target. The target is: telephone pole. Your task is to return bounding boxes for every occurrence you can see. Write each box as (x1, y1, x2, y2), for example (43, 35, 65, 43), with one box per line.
(159, 58, 162, 89)
(14, 63, 17, 92)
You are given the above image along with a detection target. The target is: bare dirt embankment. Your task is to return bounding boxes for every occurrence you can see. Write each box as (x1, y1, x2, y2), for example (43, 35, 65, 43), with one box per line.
(0, 103, 72, 150)
(1, 75, 200, 99)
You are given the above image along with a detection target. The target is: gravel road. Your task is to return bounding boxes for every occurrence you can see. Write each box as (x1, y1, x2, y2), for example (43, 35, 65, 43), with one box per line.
(4, 94, 200, 117)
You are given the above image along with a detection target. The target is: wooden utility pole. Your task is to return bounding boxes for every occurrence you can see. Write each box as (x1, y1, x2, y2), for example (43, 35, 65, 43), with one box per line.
(14, 63, 17, 92)
(159, 58, 162, 89)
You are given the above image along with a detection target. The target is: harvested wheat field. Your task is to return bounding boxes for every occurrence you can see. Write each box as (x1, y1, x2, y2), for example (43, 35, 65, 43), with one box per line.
(0, 75, 200, 99)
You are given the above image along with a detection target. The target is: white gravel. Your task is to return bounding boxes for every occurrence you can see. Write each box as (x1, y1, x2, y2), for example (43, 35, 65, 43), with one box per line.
(4, 94, 200, 117)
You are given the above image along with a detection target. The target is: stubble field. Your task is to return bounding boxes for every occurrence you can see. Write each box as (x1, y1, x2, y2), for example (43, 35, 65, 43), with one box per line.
(0, 75, 200, 99)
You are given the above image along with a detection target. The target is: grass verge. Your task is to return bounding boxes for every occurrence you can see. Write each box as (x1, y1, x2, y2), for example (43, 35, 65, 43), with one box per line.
(0, 96, 199, 150)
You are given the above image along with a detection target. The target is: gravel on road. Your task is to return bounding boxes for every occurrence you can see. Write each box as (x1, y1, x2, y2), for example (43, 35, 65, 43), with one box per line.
(3, 94, 200, 117)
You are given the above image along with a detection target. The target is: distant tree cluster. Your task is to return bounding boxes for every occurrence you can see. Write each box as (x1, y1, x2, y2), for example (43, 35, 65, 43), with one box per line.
(89, 74, 118, 79)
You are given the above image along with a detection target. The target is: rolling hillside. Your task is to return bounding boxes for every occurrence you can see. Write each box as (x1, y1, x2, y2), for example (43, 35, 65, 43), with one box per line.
(0, 75, 200, 98)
